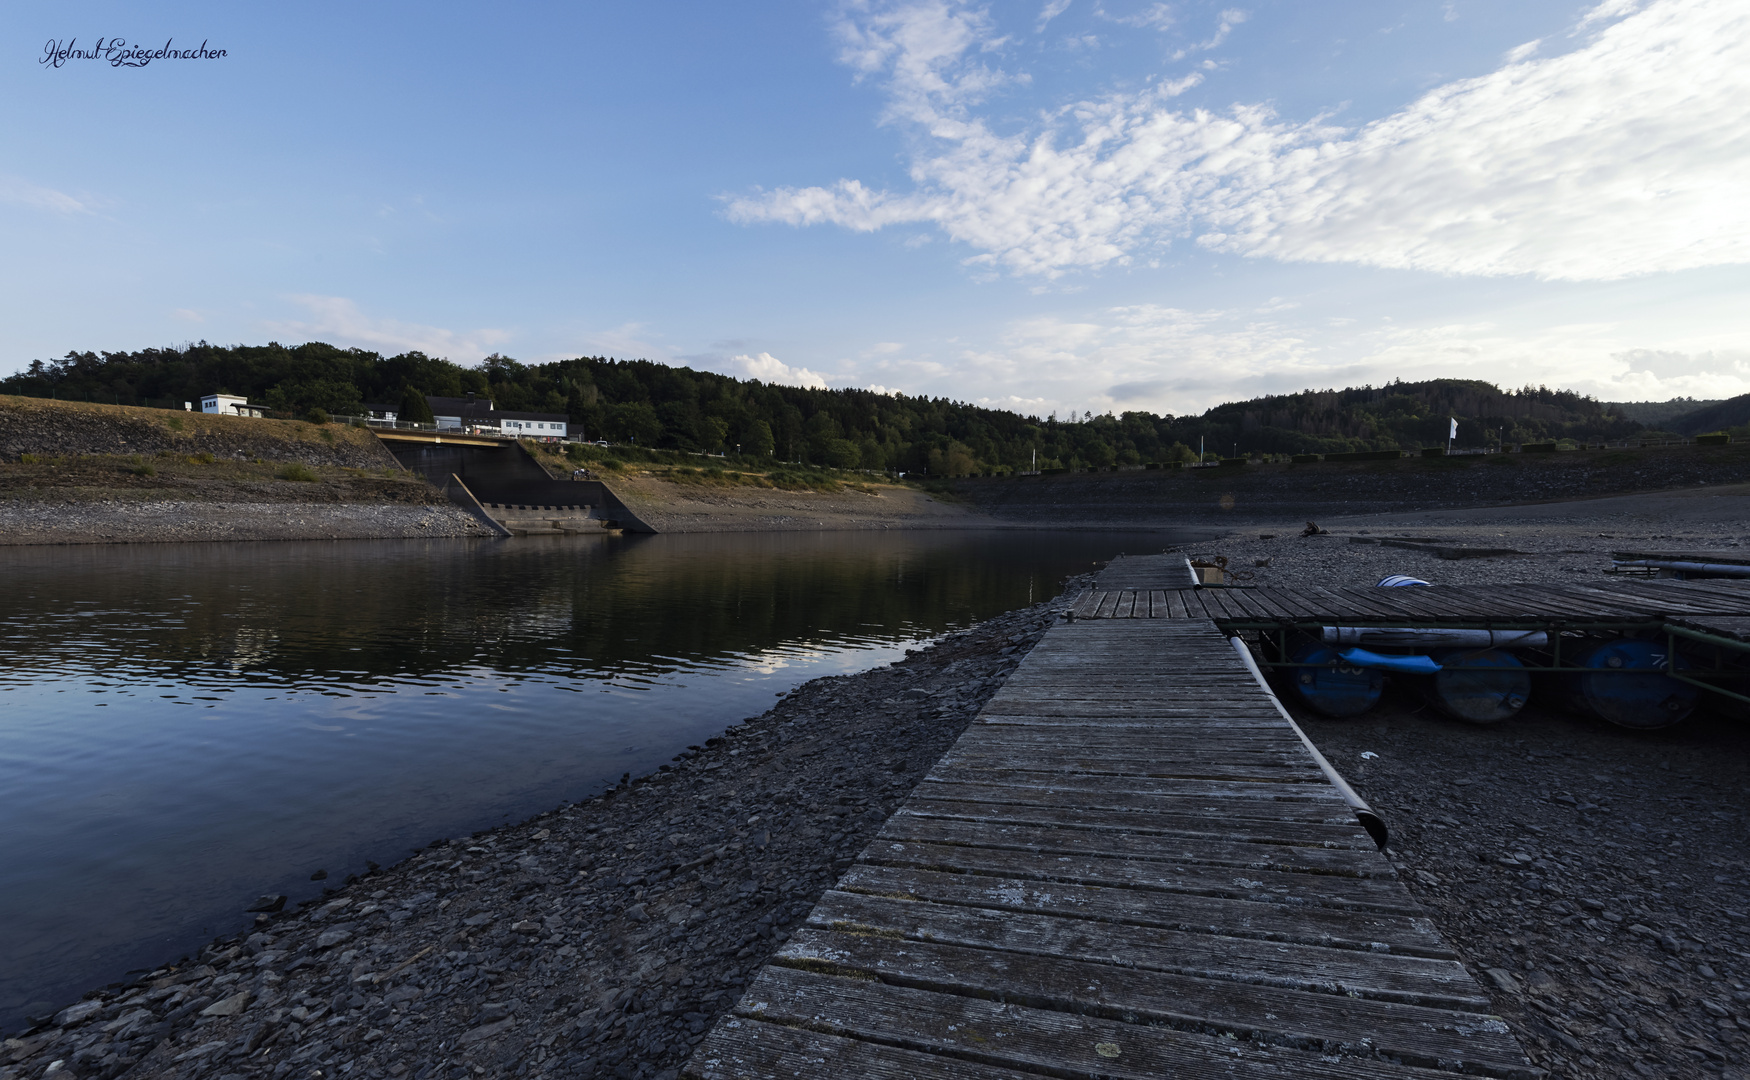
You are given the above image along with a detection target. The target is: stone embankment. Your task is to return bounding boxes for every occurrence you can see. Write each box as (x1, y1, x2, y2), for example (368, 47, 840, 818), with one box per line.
(0, 590, 1076, 1080)
(953, 443, 1750, 527)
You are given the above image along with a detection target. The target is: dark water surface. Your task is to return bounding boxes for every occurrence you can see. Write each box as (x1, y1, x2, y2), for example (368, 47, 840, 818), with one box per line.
(0, 529, 1196, 1027)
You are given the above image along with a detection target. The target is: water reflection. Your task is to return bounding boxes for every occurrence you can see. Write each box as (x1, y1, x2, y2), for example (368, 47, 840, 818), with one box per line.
(0, 529, 1196, 1026)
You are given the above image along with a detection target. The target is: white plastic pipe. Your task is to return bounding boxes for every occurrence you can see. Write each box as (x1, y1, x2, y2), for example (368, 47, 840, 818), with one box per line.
(1228, 636, 1388, 850)
(1322, 627, 1549, 649)
(1613, 560, 1750, 577)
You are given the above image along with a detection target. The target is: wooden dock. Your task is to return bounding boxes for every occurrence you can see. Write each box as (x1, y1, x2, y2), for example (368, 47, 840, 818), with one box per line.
(685, 558, 1540, 1078)
(1068, 562, 1750, 636)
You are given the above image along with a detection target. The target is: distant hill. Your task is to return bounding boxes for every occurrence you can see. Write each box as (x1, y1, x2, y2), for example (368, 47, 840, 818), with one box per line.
(1, 342, 1644, 474)
(1659, 394, 1750, 436)
(1604, 397, 1726, 428)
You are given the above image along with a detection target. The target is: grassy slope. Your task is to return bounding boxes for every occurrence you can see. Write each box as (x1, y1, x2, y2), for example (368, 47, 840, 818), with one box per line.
(0, 396, 444, 505)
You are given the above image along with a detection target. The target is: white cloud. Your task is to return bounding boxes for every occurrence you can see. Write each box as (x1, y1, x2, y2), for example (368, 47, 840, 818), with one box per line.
(1577, 0, 1647, 28)
(733, 351, 830, 389)
(1036, 0, 1073, 32)
(1097, 3, 1175, 31)
(265, 296, 512, 359)
(728, 0, 1750, 282)
(1170, 8, 1246, 60)
(825, 299, 1750, 417)
(0, 176, 89, 214)
(1503, 38, 1540, 62)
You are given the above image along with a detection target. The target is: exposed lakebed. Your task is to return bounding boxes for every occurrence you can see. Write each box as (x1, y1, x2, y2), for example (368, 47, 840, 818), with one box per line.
(0, 529, 1195, 1030)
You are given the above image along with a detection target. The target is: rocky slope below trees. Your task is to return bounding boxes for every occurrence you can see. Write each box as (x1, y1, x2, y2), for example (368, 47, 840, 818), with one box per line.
(952, 443, 1750, 526)
(0, 397, 489, 543)
(0, 396, 397, 468)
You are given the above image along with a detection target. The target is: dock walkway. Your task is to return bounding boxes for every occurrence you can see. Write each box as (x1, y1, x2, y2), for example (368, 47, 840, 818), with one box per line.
(686, 560, 1536, 1078)
(1070, 569, 1750, 637)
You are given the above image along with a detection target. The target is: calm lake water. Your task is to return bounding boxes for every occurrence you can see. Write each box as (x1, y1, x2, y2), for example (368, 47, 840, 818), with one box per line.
(0, 529, 1202, 1028)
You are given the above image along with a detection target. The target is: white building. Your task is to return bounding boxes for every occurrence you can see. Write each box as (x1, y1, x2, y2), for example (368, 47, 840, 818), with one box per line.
(425, 395, 567, 440)
(496, 413, 568, 439)
(200, 393, 264, 418)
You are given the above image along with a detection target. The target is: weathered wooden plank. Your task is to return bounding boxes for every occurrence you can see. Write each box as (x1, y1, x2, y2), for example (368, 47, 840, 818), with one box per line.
(876, 817, 1382, 878)
(973, 712, 1291, 727)
(735, 966, 1483, 1080)
(917, 769, 1343, 806)
(913, 779, 1364, 827)
(772, 931, 1532, 1077)
(940, 740, 1320, 770)
(1218, 590, 1277, 620)
(1166, 589, 1190, 618)
(686, 1016, 1038, 1080)
(976, 706, 1292, 723)
(929, 752, 1329, 784)
(835, 863, 1456, 957)
(808, 891, 1486, 1009)
(895, 797, 1376, 850)
(859, 840, 1418, 914)
(956, 726, 1305, 750)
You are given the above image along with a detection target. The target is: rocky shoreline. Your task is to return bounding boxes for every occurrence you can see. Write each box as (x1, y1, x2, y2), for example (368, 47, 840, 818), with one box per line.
(0, 499, 491, 545)
(0, 588, 1077, 1080)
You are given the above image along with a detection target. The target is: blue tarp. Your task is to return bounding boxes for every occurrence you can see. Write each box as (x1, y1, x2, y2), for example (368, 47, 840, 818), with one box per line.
(1337, 647, 1442, 674)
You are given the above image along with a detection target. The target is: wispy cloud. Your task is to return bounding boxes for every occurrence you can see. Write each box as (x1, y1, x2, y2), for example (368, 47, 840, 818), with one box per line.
(1170, 7, 1245, 59)
(1096, 2, 1175, 31)
(728, 0, 1750, 282)
(265, 295, 512, 359)
(1036, 0, 1073, 32)
(0, 176, 90, 214)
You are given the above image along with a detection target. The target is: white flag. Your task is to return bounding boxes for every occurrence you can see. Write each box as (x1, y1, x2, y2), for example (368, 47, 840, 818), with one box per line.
(1450, 418, 1458, 439)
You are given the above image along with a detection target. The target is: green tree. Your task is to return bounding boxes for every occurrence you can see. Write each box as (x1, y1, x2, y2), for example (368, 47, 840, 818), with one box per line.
(745, 419, 776, 457)
(398, 386, 434, 424)
(824, 438, 862, 469)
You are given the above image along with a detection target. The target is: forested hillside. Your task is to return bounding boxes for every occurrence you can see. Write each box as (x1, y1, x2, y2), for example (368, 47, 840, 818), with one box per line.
(1604, 397, 1724, 427)
(1657, 394, 1750, 436)
(2, 342, 1646, 475)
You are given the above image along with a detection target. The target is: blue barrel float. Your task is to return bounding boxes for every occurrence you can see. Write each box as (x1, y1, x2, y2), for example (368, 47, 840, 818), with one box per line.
(1564, 637, 1697, 729)
(1287, 641, 1383, 717)
(1425, 648, 1531, 724)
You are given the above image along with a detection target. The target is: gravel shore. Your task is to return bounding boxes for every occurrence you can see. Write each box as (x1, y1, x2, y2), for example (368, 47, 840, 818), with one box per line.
(0, 499, 492, 545)
(0, 590, 1076, 1080)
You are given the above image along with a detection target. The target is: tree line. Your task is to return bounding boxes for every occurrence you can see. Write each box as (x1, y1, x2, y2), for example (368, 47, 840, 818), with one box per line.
(2, 341, 1654, 475)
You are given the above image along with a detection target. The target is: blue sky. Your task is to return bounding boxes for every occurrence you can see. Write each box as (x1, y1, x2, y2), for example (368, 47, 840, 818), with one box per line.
(3, 0, 1746, 415)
